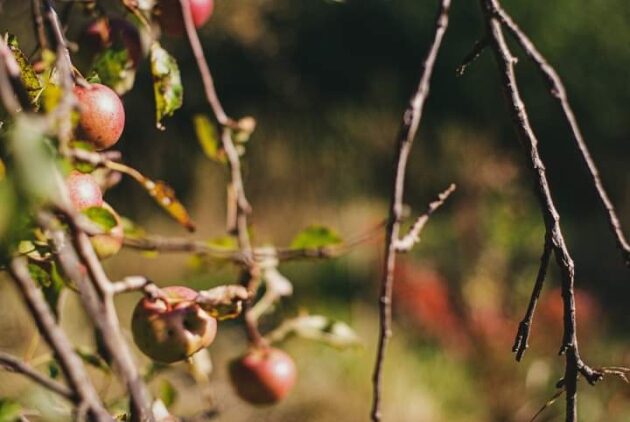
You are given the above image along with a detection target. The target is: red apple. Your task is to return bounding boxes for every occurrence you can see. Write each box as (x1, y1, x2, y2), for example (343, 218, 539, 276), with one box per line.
(74, 83, 125, 150)
(131, 286, 217, 363)
(66, 171, 103, 211)
(81, 17, 144, 67)
(155, 0, 214, 36)
(89, 202, 123, 260)
(229, 347, 297, 405)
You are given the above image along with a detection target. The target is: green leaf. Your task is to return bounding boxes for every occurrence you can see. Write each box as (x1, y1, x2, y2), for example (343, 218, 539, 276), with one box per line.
(92, 48, 136, 95)
(27, 262, 65, 320)
(206, 235, 238, 250)
(193, 114, 226, 164)
(0, 399, 21, 422)
(48, 361, 60, 379)
(7, 35, 42, 107)
(290, 225, 342, 249)
(82, 206, 117, 232)
(158, 380, 177, 408)
(150, 42, 183, 130)
(75, 347, 110, 373)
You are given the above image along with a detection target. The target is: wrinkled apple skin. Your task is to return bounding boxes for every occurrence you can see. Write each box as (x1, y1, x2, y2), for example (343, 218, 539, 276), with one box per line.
(67, 171, 103, 211)
(131, 286, 217, 363)
(89, 202, 123, 260)
(229, 347, 297, 405)
(156, 0, 214, 36)
(74, 83, 125, 150)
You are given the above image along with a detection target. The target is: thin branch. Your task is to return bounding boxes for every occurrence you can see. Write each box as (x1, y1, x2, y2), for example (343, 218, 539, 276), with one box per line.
(122, 218, 384, 263)
(8, 258, 111, 421)
(455, 36, 488, 76)
(31, 0, 48, 52)
(494, 5, 630, 269)
(179, 0, 232, 127)
(0, 351, 73, 400)
(41, 213, 155, 422)
(478, 1, 602, 420)
(512, 235, 552, 361)
(395, 184, 456, 252)
(370, 1, 452, 420)
(110, 276, 161, 297)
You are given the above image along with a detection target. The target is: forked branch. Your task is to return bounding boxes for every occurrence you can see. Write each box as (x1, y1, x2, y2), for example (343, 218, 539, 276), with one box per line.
(370, 0, 452, 420)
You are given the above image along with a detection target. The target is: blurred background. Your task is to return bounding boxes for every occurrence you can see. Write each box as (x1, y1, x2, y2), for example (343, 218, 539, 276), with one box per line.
(0, 0, 629, 420)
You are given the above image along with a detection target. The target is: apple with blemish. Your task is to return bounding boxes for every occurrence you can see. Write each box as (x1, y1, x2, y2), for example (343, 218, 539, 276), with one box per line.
(131, 286, 217, 363)
(74, 83, 125, 150)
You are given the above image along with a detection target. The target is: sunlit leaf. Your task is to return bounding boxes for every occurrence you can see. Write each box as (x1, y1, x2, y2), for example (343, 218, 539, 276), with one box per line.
(41, 84, 62, 113)
(290, 225, 342, 249)
(150, 42, 183, 130)
(92, 48, 136, 95)
(10, 115, 63, 206)
(267, 315, 361, 349)
(158, 380, 177, 408)
(143, 179, 195, 231)
(0, 398, 21, 422)
(82, 206, 117, 232)
(193, 114, 226, 164)
(7, 35, 42, 107)
(207, 235, 237, 250)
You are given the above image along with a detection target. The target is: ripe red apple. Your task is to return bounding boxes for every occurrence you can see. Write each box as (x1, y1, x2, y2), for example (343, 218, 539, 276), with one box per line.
(229, 347, 297, 405)
(81, 17, 144, 67)
(155, 0, 214, 36)
(131, 286, 217, 363)
(66, 171, 103, 211)
(89, 202, 123, 260)
(74, 83, 125, 150)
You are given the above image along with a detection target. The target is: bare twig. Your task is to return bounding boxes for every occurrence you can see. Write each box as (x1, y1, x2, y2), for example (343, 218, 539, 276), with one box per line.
(478, 1, 602, 420)
(370, 1, 452, 420)
(180, 0, 267, 347)
(8, 258, 111, 421)
(42, 213, 155, 422)
(395, 184, 456, 252)
(110, 277, 161, 297)
(512, 234, 552, 361)
(0, 351, 73, 400)
(122, 218, 384, 263)
(493, 5, 630, 269)
(456, 37, 488, 76)
(31, 0, 48, 52)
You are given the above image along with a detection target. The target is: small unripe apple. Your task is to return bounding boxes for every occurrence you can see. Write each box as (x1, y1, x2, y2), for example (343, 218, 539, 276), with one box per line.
(155, 0, 214, 36)
(74, 83, 125, 150)
(81, 17, 144, 67)
(131, 286, 217, 363)
(66, 171, 103, 211)
(229, 347, 297, 405)
(89, 202, 123, 260)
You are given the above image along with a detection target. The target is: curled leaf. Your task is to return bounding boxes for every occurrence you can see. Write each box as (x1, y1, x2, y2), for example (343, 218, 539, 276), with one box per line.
(150, 42, 183, 130)
(144, 179, 195, 232)
(8, 35, 42, 106)
(193, 114, 226, 164)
